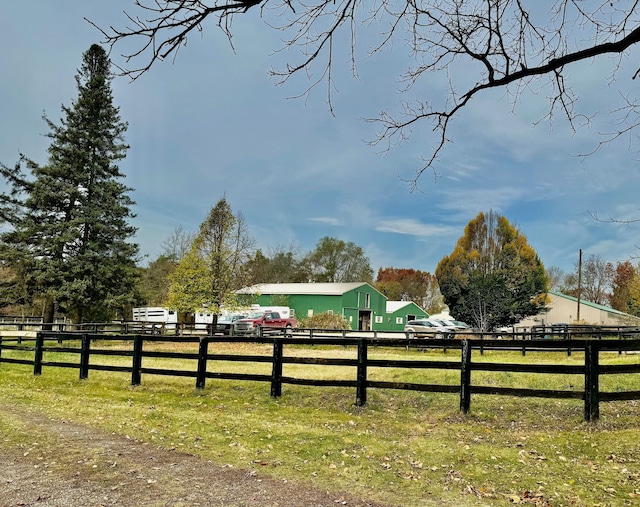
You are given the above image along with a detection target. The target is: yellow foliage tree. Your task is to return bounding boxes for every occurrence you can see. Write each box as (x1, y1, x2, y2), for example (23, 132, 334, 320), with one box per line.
(436, 211, 549, 331)
(165, 198, 254, 320)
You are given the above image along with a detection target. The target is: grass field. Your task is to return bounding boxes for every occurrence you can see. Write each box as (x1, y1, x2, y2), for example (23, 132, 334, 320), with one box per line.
(0, 340, 639, 506)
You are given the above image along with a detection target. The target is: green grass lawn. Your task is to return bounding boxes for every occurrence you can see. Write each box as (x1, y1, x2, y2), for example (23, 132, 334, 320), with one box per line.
(1, 341, 639, 506)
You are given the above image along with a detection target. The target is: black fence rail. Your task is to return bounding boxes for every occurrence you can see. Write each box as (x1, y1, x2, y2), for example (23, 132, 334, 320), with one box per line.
(0, 321, 120, 334)
(1, 331, 639, 422)
(0, 320, 257, 335)
(497, 324, 640, 340)
(2, 319, 640, 338)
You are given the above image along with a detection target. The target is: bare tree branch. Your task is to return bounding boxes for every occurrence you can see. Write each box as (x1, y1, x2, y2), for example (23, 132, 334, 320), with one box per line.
(87, 1, 268, 79)
(93, 1, 640, 185)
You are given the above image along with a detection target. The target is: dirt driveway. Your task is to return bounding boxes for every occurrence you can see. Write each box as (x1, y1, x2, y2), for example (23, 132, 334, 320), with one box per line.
(0, 404, 392, 507)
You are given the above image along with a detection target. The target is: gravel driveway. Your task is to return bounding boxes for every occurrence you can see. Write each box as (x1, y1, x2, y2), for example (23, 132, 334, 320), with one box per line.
(0, 404, 392, 507)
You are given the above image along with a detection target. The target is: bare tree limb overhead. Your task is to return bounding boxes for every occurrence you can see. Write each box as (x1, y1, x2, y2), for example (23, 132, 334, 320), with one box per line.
(91, 1, 640, 185)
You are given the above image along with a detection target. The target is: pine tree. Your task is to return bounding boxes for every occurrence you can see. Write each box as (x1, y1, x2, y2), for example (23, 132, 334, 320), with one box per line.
(0, 44, 139, 323)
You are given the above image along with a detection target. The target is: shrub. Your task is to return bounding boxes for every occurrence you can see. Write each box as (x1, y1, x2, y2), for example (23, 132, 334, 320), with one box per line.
(297, 312, 351, 330)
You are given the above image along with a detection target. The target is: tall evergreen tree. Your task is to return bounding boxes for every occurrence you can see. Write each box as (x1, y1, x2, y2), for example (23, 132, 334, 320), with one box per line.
(0, 44, 139, 323)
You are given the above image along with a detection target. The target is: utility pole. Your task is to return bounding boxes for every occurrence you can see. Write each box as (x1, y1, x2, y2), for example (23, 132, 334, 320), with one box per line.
(577, 249, 582, 322)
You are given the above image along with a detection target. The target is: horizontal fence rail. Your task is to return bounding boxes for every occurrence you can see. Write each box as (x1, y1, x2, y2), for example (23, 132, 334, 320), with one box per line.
(1, 330, 640, 421)
(2, 320, 640, 338)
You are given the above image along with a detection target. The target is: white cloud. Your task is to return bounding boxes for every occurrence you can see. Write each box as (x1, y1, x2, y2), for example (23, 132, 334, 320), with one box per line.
(376, 218, 458, 237)
(309, 217, 344, 226)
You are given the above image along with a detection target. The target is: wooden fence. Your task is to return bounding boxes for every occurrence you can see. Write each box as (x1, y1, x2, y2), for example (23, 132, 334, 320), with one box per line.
(1, 331, 639, 421)
(2, 320, 639, 338)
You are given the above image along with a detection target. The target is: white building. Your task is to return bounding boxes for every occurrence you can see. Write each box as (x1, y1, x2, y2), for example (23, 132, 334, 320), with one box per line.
(520, 291, 636, 327)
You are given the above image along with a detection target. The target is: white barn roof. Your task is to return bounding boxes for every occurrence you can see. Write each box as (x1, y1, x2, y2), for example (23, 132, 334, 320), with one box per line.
(386, 301, 414, 313)
(236, 282, 372, 296)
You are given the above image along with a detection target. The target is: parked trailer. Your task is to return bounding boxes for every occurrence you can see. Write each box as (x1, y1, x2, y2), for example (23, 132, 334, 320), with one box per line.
(192, 310, 249, 331)
(132, 307, 178, 323)
(131, 305, 290, 333)
(131, 307, 178, 333)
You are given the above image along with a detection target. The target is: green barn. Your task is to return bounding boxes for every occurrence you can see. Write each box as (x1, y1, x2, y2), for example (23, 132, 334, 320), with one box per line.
(236, 282, 389, 331)
(384, 301, 430, 331)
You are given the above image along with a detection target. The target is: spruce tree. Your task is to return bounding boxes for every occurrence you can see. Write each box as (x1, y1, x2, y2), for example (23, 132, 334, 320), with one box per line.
(0, 44, 139, 323)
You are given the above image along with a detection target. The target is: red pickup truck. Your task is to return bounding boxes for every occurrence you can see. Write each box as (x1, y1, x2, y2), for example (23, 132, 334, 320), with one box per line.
(233, 310, 297, 336)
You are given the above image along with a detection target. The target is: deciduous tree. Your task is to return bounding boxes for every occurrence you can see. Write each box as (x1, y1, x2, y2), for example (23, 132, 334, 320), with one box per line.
(435, 211, 548, 331)
(137, 255, 178, 307)
(545, 266, 567, 292)
(561, 254, 614, 305)
(0, 44, 139, 323)
(166, 197, 254, 320)
(375, 267, 444, 314)
(161, 225, 195, 262)
(300, 236, 374, 283)
(134, 227, 195, 309)
(579, 255, 614, 306)
(245, 245, 306, 284)
(610, 261, 640, 316)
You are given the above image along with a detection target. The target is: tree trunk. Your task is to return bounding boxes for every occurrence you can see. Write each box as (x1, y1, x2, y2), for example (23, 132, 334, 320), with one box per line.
(42, 297, 55, 331)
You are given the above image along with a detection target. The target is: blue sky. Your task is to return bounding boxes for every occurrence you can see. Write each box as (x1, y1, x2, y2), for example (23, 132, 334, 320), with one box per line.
(2, 2, 640, 276)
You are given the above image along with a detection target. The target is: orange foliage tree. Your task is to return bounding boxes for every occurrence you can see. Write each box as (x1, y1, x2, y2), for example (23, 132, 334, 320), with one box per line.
(375, 267, 444, 314)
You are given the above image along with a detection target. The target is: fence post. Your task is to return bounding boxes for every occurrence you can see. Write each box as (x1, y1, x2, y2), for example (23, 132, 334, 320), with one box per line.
(584, 342, 600, 422)
(79, 334, 90, 380)
(356, 338, 368, 406)
(0, 334, 3, 366)
(460, 340, 471, 413)
(34, 332, 44, 376)
(131, 334, 143, 386)
(196, 337, 209, 389)
(618, 330, 623, 355)
(271, 338, 283, 398)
